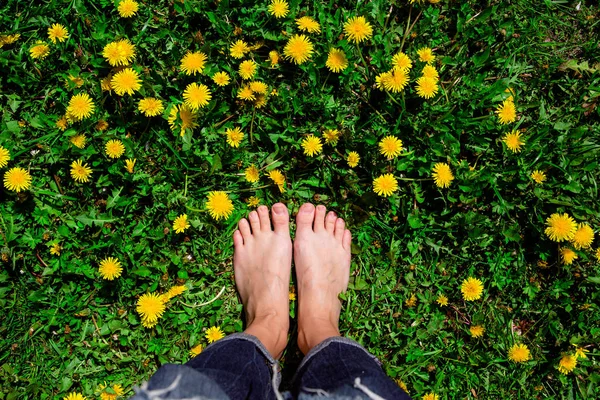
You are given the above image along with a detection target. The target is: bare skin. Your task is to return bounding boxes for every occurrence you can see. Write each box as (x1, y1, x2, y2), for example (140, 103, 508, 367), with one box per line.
(232, 202, 351, 358)
(293, 203, 352, 355)
(233, 203, 292, 359)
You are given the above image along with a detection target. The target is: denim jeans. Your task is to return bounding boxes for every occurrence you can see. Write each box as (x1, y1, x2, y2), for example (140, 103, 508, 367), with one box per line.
(130, 333, 411, 400)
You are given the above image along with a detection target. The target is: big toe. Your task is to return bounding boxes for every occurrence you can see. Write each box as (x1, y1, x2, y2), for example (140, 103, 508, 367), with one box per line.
(271, 203, 290, 234)
(296, 203, 315, 233)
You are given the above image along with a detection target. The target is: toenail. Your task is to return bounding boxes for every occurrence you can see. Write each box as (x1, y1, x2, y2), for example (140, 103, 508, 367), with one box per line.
(301, 204, 314, 213)
(317, 205, 326, 211)
(273, 204, 285, 214)
(250, 212, 258, 219)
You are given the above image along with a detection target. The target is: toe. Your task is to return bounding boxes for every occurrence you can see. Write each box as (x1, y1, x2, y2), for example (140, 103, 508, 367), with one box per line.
(239, 218, 252, 240)
(248, 211, 261, 234)
(233, 229, 244, 247)
(343, 229, 352, 251)
(313, 205, 327, 232)
(271, 203, 290, 234)
(325, 211, 337, 233)
(257, 205, 271, 231)
(296, 203, 315, 233)
(334, 218, 345, 242)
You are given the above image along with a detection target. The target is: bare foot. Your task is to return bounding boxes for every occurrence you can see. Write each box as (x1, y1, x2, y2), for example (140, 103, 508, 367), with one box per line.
(294, 203, 352, 355)
(233, 203, 292, 359)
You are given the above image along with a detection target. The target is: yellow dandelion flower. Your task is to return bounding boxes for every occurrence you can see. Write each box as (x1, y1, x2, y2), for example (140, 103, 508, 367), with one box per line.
(379, 136, 403, 159)
(502, 130, 525, 153)
(47, 23, 69, 43)
(289, 292, 296, 301)
(173, 214, 190, 234)
(0, 33, 20, 47)
(189, 344, 203, 357)
(168, 104, 198, 136)
(422, 393, 438, 400)
(508, 343, 531, 363)
(105, 140, 125, 159)
(136, 293, 165, 327)
(545, 213, 577, 242)
(183, 83, 212, 110)
(237, 86, 255, 101)
(379, 69, 409, 93)
(531, 170, 546, 184)
(230, 40, 249, 59)
(284, 34, 313, 65)
(461, 277, 483, 301)
(117, 0, 139, 17)
(30, 42, 50, 59)
(405, 294, 417, 307)
(326, 48, 348, 73)
(67, 93, 95, 120)
(50, 243, 62, 256)
(373, 174, 398, 197)
(3, 167, 32, 192)
(436, 295, 448, 306)
(213, 71, 231, 86)
(99, 383, 124, 400)
(269, 50, 279, 67)
(571, 223, 594, 249)
(247, 196, 261, 207)
(70, 159, 92, 183)
(225, 127, 244, 148)
(267, 0, 289, 18)
(417, 47, 435, 64)
(249, 81, 268, 94)
(138, 98, 164, 117)
(347, 152, 360, 168)
(180, 51, 207, 75)
(98, 257, 123, 280)
(125, 158, 136, 173)
(63, 393, 86, 400)
(470, 325, 485, 338)
(206, 191, 234, 221)
(421, 65, 439, 81)
(392, 52, 412, 71)
(574, 346, 588, 360)
(0, 146, 11, 168)
(415, 76, 439, 99)
(596, 248, 600, 261)
(296, 16, 321, 33)
(344, 16, 373, 44)
(254, 94, 268, 108)
(323, 128, 340, 144)
(301, 135, 323, 156)
(558, 354, 577, 375)
(102, 39, 136, 67)
(268, 169, 286, 192)
(245, 165, 260, 183)
(432, 162, 454, 188)
(560, 247, 578, 265)
(56, 116, 69, 131)
(396, 379, 408, 393)
(205, 326, 225, 343)
(496, 99, 516, 124)
(111, 68, 141, 96)
(239, 60, 257, 80)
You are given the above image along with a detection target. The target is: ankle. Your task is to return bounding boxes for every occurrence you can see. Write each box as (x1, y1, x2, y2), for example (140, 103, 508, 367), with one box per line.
(297, 318, 340, 355)
(245, 315, 289, 359)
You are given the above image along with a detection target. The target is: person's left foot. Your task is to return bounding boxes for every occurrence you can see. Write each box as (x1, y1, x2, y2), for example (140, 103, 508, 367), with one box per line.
(233, 203, 292, 359)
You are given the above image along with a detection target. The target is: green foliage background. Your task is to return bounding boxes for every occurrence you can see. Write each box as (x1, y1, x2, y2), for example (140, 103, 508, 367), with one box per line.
(1, 0, 599, 398)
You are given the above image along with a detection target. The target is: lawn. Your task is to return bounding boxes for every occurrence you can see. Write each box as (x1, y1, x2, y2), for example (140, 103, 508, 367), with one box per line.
(1, 0, 599, 399)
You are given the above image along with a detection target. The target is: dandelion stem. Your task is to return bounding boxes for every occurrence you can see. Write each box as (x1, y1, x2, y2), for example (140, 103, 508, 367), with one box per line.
(356, 43, 369, 80)
(250, 109, 255, 145)
(321, 71, 331, 91)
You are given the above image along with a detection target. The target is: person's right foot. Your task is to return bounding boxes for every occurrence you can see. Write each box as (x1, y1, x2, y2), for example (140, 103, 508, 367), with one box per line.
(293, 203, 352, 355)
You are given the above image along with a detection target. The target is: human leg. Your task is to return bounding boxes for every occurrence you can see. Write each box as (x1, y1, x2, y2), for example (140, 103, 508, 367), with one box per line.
(292, 203, 411, 399)
(131, 204, 293, 400)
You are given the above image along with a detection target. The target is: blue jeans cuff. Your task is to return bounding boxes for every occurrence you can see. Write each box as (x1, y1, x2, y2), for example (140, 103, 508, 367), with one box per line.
(296, 336, 382, 373)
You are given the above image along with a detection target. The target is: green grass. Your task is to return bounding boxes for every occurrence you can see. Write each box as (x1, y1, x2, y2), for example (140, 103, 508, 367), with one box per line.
(1, 0, 599, 399)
